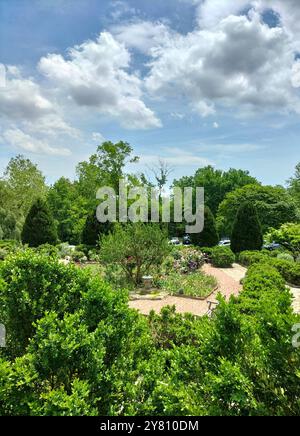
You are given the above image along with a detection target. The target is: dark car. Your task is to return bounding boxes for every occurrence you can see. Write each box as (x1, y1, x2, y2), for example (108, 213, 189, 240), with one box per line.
(183, 235, 191, 245)
(263, 242, 281, 251)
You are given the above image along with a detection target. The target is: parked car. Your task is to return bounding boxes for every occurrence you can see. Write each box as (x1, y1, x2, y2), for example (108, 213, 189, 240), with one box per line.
(183, 234, 191, 245)
(169, 237, 181, 245)
(263, 242, 281, 251)
(218, 239, 231, 247)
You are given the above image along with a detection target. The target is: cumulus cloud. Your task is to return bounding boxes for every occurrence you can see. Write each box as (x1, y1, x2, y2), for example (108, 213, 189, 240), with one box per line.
(2, 128, 71, 156)
(111, 20, 173, 54)
(146, 13, 300, 116)
(92, 132, 105, 143)
(38, 32, 161, 129)
(0, 66, 53, 121)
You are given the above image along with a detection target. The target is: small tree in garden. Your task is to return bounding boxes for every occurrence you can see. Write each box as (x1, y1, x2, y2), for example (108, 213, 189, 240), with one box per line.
(100, 223, 171, 285)
(22, 198, 58, 247)
(266, 223, 300, 259)
(81, 209, 113, 246)
(191, 206, 219, 247)
(231, 202, 263, 253)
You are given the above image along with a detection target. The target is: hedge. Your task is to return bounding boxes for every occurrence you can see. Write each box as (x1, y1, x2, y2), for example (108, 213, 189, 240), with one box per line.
(211, 246, 235, 268)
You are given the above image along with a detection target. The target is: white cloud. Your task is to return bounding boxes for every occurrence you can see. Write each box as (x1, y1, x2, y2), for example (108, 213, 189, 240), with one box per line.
(38, 32, 161, 129)
(213, 122, 219, 129)
(146, 13, 300, 117)
(111, 20, 173, 54)
(92, 132, 105, 143)
(139, 147, 214, 167)
(2, 128, 71, 156)
(0, 66, 53, 121)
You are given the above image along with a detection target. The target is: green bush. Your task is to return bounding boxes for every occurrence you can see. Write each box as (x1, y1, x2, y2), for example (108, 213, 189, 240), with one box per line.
(270, 259, 300, 287)
(238, 250, 269, 267)
(211, 246, 235, 268)
(231, 202, 263, 253)
(277, 252, 295, 262)
(190, 206, 219, 247)
(21, 198, 58, 247)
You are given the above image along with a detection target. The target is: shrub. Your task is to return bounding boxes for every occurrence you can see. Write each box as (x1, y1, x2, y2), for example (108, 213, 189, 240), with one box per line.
(100, 223, 171, 285)
(190, 206, 219, 247)
(238, 251, 269, 267)
(277, 253, 295, 262)
(161, 271, 217, 298)
(231, 202, 263, 253)
(211, 246, 235, 268)
(21, 198, 58, 247)
(270, 259, 300, 287)
(172, 247, 205, 274)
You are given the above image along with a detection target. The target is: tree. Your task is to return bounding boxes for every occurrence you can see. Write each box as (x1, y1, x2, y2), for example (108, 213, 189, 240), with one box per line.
(190, 206, 219, 247)
(21, 199, 58, 247)
(81, 209, 113, 246)
(217, 184, 299, 237)
(100, 223, 171, 285)
(76, 141, 139, 201)
(231, 202, 263, 253)
(174, 166, 258, 215)
(47, 177, 86, 244)
(266, 223, 300, 259)
(288, 162, 300, 208)
(3, 155, 47, 218)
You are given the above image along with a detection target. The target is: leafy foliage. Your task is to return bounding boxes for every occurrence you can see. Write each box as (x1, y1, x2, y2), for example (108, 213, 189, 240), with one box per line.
(190, 206, 219, 247)
(21, 198, 58, 247)
(100, 223, 170, 285)
(211, 246, 235, 267)
(231, 202, 263, 253)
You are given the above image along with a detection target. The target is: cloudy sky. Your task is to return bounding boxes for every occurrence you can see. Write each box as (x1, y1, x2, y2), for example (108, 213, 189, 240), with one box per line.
(0, 0, 299, 185)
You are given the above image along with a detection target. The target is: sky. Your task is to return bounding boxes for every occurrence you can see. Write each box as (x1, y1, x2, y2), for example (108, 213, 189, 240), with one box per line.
(0, 0, 299, 186)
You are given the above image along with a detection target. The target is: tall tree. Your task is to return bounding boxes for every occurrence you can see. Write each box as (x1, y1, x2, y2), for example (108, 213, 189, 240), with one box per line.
(231, 202, 263, 253)
(190, 206, 219, 247)
(3, 155, 47, 217)
(288, 162, 300, 208)
(22, 198, 58, 247)
(173, 166, 258, 216)
(217, 184, 299, 237)
(81, 209, 113, 246)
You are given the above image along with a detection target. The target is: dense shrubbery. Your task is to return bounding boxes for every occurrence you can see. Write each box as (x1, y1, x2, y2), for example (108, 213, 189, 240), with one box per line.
(239, 250, 300, 286)
(0, 250, 299, 416)
(211, 246, 235, 268)
(231, 202, 263, 253)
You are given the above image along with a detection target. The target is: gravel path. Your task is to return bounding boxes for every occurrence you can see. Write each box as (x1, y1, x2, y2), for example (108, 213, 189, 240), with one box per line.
(129, 264, 245, 317)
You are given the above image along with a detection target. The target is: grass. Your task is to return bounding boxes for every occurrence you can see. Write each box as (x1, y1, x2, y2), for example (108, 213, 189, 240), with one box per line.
(161, 271, 217, 298)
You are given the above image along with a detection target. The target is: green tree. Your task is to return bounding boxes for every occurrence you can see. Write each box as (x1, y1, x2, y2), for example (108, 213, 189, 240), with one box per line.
(190, 206, 219, 247)
(174, 166, 258, 215)
(21, 199, 58, 247)
(231, 202, 263, 253)
(81, 209, 113, 246)
(266, 223, 300, 259)
(76, 141, 139, 201)
(100, 223, 170, 285)
(288, 162, 300, 208)
(3, 155, 47, 217)
(217, 184, 299, 236)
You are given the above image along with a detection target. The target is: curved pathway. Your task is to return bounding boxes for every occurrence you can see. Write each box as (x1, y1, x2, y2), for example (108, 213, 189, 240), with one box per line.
(129, 263, 246, 317)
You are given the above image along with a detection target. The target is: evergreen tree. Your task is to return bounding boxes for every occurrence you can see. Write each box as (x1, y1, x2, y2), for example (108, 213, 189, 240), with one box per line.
(81, 210, 112, 246)
(191, 206, 219, 247)
(22, 198, 58, 247)
(231, 202, 263, 253)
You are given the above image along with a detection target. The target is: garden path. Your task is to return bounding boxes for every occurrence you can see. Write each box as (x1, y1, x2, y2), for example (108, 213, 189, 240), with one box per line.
(129, 263, 245, 317)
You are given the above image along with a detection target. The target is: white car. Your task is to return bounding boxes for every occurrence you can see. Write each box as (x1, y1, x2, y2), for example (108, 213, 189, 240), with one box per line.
(169, 237, 181, 245)
(218, 239, 231, 247)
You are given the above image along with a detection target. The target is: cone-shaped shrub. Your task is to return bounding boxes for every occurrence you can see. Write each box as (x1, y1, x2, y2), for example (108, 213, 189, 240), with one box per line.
(81, 210, 113, 246)
(231, 202, 263, 253)
(22, 198, 58, 247)
(191, 206, 219, 247)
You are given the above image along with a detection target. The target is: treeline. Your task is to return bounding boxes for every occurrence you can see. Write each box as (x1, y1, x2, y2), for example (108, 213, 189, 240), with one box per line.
(0, 141, 299, 245)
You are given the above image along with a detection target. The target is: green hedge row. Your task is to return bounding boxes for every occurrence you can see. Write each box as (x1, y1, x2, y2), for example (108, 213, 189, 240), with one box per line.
(239, 250, 300, 287)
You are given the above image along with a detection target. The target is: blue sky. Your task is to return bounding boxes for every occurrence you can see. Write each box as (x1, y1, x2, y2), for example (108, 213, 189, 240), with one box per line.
(0, 0, 299, 186)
